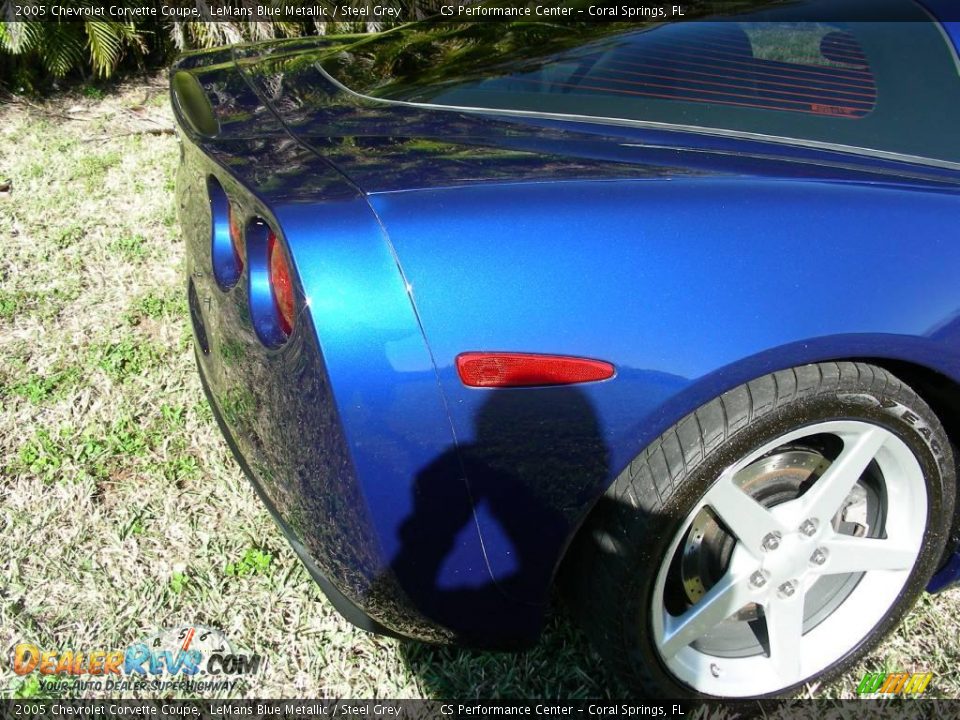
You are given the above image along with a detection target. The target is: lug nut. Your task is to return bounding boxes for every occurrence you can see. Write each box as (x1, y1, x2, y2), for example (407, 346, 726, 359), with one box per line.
(799, 518, 819, 537)
(777, 580, 798, 598)
(761, 532, 782, 552)
(810, 548, 829, 566)
(750, 570, 768, 588)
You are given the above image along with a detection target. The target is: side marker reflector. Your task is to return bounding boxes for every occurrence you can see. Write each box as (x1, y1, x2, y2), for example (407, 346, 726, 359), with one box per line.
(456, 352, 615, 388)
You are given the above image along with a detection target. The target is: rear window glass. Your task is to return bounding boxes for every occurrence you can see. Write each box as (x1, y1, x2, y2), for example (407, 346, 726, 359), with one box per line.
(499, 23, 878, 119)
(317, 7, 960, 166)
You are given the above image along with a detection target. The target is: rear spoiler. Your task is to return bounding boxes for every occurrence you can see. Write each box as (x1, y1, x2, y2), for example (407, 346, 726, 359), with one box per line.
(170, 47, 289, 144)
(170, 37, 361, 144)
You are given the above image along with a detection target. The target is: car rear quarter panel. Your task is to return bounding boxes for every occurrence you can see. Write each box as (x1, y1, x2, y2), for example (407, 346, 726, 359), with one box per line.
(172, 50, 552, 647)
(370, 176, 960, 605)
(177, 133, 546, 646)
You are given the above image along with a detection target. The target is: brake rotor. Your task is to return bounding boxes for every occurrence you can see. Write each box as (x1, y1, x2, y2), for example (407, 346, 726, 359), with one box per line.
(681, 450, 829, 620)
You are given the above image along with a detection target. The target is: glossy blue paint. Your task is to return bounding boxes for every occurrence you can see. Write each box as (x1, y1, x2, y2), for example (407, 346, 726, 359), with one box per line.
(172, 11, 960, 648)
(368, 178, 960, 602)
(176, 126, 541, 644)
(271, 197, 546, 640)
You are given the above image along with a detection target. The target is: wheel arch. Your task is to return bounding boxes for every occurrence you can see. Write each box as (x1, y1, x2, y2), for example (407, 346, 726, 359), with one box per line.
(555, 352, 960, 600)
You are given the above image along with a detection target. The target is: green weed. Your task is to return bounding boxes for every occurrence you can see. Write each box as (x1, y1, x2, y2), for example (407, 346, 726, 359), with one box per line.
(170, 571, 189, 594)
(109, 234, 148, 262)
(16, 427, 70, 481)
(125, 292, 182, 325)
(7, 367, 81, 403)
(225, 548, 273, 578)
(0, 290, 20, 319)
(96, 337, 162, 382)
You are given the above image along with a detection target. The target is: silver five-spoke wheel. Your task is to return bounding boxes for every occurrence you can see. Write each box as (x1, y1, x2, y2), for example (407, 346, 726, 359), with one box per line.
(652, 420, 927, 696)
(566, 362, 953, 698)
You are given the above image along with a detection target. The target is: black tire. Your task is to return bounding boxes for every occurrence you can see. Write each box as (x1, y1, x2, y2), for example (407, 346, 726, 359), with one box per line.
(564, 361, 955, 698)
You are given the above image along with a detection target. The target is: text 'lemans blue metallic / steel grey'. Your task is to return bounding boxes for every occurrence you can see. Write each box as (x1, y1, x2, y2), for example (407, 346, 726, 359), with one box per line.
(173, 1, 960, 693)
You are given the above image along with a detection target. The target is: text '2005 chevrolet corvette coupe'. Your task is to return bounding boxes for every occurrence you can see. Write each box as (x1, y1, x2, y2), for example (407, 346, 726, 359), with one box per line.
(173, 0, 960, 697)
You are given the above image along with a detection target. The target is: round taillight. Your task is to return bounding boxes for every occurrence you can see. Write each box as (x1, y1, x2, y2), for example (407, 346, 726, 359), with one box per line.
(228, 203, 245, 270)
(268, 230, 295, 337)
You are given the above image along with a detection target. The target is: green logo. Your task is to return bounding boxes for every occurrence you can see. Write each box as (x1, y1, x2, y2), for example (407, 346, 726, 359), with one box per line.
(856, 671, 932, 695)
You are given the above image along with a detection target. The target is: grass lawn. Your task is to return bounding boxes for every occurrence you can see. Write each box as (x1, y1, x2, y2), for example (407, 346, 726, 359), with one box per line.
(1, 77, 958, 701)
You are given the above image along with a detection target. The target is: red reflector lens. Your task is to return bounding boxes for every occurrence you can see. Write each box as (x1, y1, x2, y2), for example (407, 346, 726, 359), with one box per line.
(456, 353, 615, 388)
(228, 203, 245, 268)
(268, 231, 295, 337)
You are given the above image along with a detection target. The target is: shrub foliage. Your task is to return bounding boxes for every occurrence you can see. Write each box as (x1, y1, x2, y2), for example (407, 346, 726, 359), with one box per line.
(0, 1, 400, 89)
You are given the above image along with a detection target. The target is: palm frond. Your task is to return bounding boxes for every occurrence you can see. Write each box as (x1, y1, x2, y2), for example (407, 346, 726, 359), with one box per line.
(42, 27, 87, 77)
(85, 21, 125, 76)
(0, 18, 44, 53)
(0, 0, 387, 85)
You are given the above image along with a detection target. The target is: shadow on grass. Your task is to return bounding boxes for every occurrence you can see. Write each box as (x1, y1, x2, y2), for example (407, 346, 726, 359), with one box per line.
(398, 601, 625, 698)
(388, 386, 628, 698)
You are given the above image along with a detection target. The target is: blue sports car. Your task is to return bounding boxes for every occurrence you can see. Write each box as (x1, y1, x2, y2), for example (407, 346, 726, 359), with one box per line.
(173, 0, 960, 697)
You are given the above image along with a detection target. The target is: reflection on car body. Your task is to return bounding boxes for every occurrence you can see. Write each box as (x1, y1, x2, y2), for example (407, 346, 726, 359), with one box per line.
(173, 0, 960, 696)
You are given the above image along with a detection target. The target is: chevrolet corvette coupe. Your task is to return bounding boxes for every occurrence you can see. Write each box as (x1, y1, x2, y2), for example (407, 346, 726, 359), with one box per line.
(172, 0, 960, 697)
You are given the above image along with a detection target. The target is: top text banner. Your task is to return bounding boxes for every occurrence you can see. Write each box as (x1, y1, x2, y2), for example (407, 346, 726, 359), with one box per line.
(7, 0, 959, 22)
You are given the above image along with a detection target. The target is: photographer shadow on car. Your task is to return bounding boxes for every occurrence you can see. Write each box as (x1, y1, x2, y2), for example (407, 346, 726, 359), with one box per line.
(388, 386, 628, 697)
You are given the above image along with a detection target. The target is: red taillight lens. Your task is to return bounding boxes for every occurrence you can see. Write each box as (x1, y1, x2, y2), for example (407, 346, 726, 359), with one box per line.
(228, 203, 245, 269)
(456, 352, 615, 388)
(268, 230, 295, 337)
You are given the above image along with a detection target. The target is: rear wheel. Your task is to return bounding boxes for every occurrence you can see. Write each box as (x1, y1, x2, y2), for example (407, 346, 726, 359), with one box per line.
(565, 362, 955, 697)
